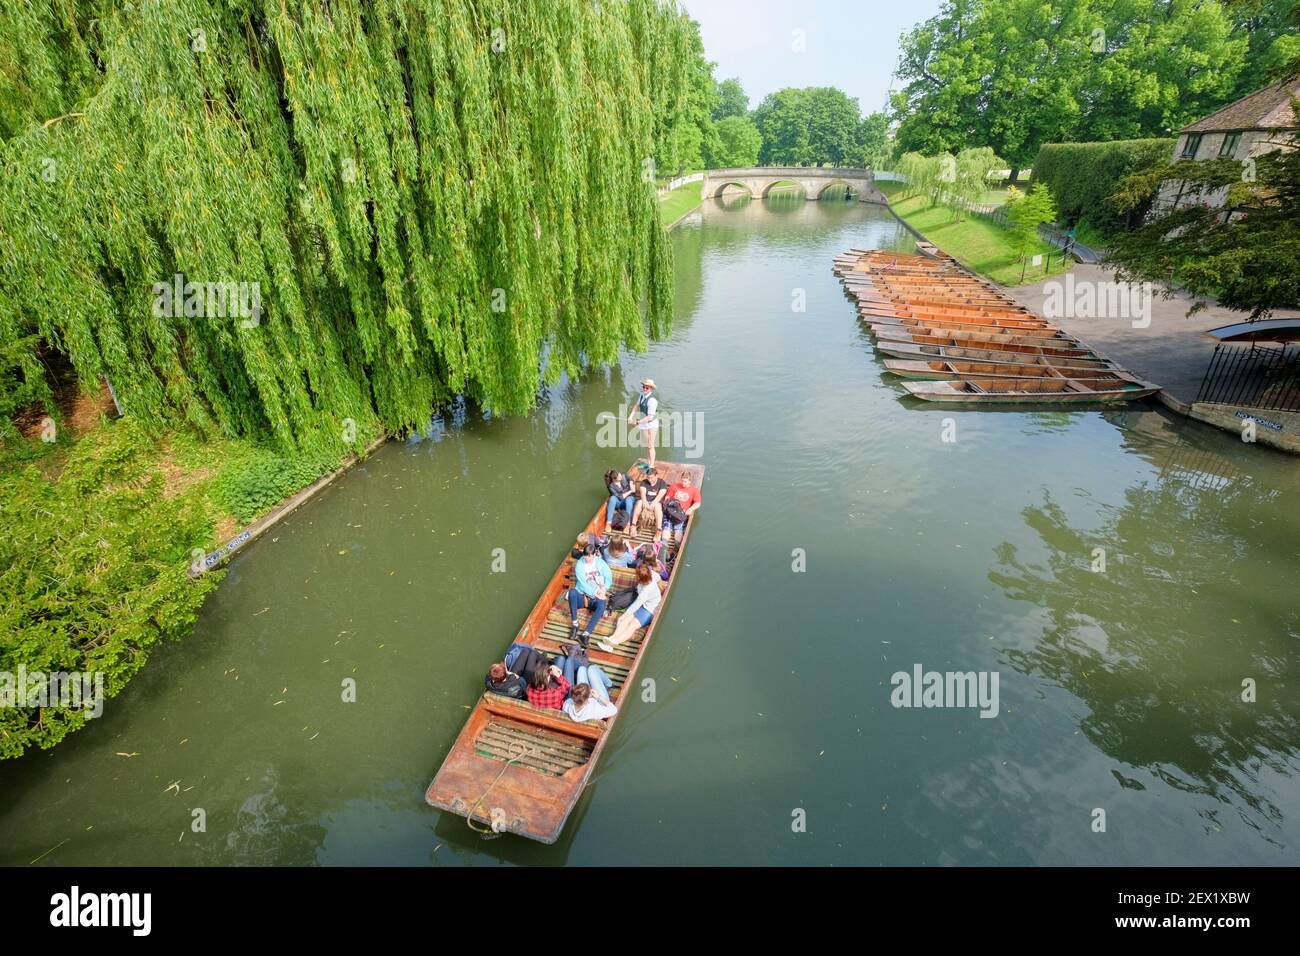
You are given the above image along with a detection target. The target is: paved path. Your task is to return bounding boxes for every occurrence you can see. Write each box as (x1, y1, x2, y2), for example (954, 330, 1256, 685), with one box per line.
(1001, 265, 1300, 408)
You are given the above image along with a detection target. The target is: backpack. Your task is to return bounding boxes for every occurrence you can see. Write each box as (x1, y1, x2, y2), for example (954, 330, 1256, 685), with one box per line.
(608, 586, 638, 611)
(610, 511, 630, 532)
(663, 499, 687, 524)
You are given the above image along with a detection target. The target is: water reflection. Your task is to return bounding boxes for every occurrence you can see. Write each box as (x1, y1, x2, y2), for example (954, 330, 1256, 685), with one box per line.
(989, 412, 1300, 838)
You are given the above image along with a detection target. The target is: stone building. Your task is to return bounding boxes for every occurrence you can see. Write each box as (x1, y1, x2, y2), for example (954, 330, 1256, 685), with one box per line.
(1155, 74, 1299, 215)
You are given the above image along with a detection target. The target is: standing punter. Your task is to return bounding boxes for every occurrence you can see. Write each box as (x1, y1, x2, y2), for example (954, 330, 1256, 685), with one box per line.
(629, 377, 659, 469)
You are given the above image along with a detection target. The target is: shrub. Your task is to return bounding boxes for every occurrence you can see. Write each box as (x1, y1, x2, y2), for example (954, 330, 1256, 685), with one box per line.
(211, 448, 333, 523)
(0, 419, 219, 758)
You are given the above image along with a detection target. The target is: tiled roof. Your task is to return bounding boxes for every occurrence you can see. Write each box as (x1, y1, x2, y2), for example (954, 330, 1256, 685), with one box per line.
(1181, 75, 1300, 133)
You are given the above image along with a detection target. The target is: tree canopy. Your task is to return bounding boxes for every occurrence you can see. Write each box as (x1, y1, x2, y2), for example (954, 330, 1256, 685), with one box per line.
(713, 115, 763, 168)
(753, 87, 874, 166)
(0, 0, 700, 458)
(713, 77, 750, 121)
(891, 0, 1292, 172)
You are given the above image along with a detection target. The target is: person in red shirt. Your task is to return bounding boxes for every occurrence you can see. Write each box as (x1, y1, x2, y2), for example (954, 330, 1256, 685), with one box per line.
(660, 471, 701, 544)
(526, 660, 571, 710)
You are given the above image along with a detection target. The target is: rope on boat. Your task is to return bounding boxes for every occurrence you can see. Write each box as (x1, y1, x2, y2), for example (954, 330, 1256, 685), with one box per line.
(466, 744, 541, 838)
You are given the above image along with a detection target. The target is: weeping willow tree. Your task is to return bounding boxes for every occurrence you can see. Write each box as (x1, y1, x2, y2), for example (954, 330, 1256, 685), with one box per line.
(0, 0, 697, 457)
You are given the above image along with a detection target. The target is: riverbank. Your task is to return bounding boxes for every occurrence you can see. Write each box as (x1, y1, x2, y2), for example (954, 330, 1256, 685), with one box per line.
(660, 180, 703, 229)
(878, 181, 1069, 286)
(0, 398, 379, 759)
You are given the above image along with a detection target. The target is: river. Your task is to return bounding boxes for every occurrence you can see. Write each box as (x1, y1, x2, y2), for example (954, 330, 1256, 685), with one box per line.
(3, 193, 1298, 866)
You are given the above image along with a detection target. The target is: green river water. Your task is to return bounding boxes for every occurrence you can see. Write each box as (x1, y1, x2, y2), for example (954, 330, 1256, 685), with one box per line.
(3, 195, 1299, 866)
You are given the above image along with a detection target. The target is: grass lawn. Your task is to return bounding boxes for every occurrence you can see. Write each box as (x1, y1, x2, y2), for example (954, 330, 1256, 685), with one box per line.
(877, 182, 1070, 286)
(659, 180, 703, 227)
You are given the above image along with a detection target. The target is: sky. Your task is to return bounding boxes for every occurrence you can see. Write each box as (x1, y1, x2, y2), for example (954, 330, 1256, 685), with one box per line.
(681, 0, 947, 115)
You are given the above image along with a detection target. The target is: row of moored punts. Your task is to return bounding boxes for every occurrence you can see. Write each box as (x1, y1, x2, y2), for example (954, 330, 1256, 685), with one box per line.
(832, 247, 1159, 403)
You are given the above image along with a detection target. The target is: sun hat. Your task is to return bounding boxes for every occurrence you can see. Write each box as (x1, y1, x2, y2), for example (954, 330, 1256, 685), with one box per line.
(640, 378, 656, 389)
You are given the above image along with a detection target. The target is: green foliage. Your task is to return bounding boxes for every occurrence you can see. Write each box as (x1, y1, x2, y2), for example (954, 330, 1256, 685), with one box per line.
(753, 87, 869, 166)
(896, 147, 1005, 217)
(1006, 182, 1059, 260)
(952, 147, 1005, 217)
(1107, 132, 1300, 318)
(1032, 139, 1175, 235)
(0, 333, 53, 448)
(0, 418, 220, 759)
(211, 447, 333, 523)
(712, 116, 762, 168)
(856, 112, 893, 170)
(0, 0, 696, 459)
(712, 77, 749, 121)
(893, 0, 1258, 169)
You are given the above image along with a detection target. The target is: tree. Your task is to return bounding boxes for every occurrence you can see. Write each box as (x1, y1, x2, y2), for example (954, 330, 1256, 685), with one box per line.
(951, 147, 1004, 217)
(892, 0, 1253, 178)
(713, 78, 749, 120)
(856, 112, 893, 169)
(1224, 0, 1300, 96)
(712, 116, 762, 167)
(659, 17, 721, 174)
(1106, 129, 1300, 318)
(0, 0, 700, 456)
(753, 87, 870, 166)
(1006, 182, 1058, 261)
(898, 151, 942, 206)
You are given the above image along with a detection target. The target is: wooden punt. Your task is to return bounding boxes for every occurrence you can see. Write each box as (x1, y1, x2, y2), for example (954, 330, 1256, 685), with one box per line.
(882, 359, 1128, 381)
(871, 324, 1086, 349)
(425, 460, 705, 843)
(901, 377, 1158, 403)
(864, 315, 1064, 336)
(874, 340, 1117, 369)
(852, 300, 1045, 323)
(872, 311, 1054, 330)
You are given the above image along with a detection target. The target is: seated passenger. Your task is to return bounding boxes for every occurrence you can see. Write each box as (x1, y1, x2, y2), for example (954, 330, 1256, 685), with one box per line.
(526, 659, 571, 710)
(563, 666, 619, 723)
(660, 471, 701, 544)
(632, 467, 669, 539)
(635, 543, 669, 581)
(570, 530, 609, 560)
(598, 563, 661, 650)
(566, 542, 612, 649)
(605, 468, 637, 530)
(603, 536, 637, 568)
(484, 662, 527, 699)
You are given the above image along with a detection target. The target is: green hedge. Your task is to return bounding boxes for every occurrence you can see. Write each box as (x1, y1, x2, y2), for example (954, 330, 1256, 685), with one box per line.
(1032, 139, 1175, 236)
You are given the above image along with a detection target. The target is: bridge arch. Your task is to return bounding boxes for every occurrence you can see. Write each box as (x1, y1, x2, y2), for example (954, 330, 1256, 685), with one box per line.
(709, 180, 753, 199)
(812, 179, 856, 200)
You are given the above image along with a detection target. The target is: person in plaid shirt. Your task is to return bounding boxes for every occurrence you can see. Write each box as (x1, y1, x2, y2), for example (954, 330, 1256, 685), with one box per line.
(526, 660, 571, 710)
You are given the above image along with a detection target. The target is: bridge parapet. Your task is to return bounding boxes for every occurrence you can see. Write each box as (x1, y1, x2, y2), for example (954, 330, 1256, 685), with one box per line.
(698, 167, 885, 204)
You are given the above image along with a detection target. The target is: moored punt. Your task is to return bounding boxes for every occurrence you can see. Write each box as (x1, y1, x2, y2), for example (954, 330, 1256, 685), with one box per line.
(425, 460, 705, 843)
(901, 376, 1158, 403)
(874, 340, 1118, 369)
(871, 325, 1088, 350)
(882, 358, 1128, 381)
(875, 311, 1054, 330)
(863, 314, 1063, 335)
(856, 300, 1035, 318)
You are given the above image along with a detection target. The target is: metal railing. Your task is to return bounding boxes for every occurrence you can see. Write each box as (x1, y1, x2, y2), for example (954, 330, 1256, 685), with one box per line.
(1195, 342, 1300, 411)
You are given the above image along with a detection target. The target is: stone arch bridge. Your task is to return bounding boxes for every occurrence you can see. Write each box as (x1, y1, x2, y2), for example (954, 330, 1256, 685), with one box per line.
(698, 167, 886, 203)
